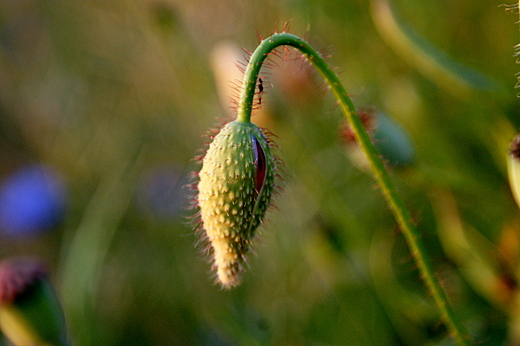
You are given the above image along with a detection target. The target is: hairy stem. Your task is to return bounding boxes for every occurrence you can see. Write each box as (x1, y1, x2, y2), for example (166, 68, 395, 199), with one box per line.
(237, 32, 470, 345)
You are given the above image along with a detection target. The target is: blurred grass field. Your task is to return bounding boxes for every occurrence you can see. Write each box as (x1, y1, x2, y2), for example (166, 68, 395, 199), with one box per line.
(0, 0, 519, 344)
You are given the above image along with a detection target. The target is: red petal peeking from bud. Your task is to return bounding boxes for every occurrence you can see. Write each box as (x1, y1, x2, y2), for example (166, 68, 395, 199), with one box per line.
(252, 134, 267, 196)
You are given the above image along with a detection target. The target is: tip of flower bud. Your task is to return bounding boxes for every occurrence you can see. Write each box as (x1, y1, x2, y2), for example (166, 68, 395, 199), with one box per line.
(211, 238, 243, 288)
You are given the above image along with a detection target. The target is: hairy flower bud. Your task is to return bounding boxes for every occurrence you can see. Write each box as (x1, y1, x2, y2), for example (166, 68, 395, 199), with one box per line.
(197, 121, 276, 288)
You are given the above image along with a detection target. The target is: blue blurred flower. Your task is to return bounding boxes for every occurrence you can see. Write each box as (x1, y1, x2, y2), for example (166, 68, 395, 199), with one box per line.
(0, 164, 66, 238)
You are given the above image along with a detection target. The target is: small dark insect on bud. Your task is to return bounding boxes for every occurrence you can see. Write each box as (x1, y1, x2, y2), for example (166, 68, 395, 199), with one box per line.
(258, 77, 264, 105)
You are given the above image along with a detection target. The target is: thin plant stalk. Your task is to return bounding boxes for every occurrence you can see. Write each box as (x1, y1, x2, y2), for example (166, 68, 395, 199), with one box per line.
(236, 32, 470, 346)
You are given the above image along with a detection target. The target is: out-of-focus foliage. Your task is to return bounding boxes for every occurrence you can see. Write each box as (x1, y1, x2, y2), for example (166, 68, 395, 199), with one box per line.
(0, 0, 518, 344)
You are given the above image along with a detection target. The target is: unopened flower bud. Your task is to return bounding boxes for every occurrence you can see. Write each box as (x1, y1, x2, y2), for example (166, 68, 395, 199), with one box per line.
(0, 257, 67, 346)
(197, 121, 276, 288)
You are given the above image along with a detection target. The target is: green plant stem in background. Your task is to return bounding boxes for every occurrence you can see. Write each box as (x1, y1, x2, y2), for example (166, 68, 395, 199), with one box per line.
(59, 148, 144, 346)
(237, 32, 471, 346)
(370, 0, 502, 100)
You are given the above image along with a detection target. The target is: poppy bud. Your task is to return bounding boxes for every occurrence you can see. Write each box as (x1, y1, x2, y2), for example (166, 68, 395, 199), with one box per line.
(0, 257, 67, 346)
(197, 121, 276, 288)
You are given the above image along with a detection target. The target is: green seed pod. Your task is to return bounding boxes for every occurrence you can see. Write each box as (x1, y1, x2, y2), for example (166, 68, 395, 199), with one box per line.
(0, 258, 67, 346)
(372, 112, 415, 167)
(197, 120, 276, 288)
(508, 134, 520, 209)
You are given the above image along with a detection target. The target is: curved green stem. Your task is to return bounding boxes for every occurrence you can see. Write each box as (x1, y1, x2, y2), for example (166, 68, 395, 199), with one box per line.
(237, 32, 470, 345)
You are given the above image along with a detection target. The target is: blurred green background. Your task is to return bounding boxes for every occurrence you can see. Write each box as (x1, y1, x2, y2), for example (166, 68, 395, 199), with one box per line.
(0, 0, 519, 344)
